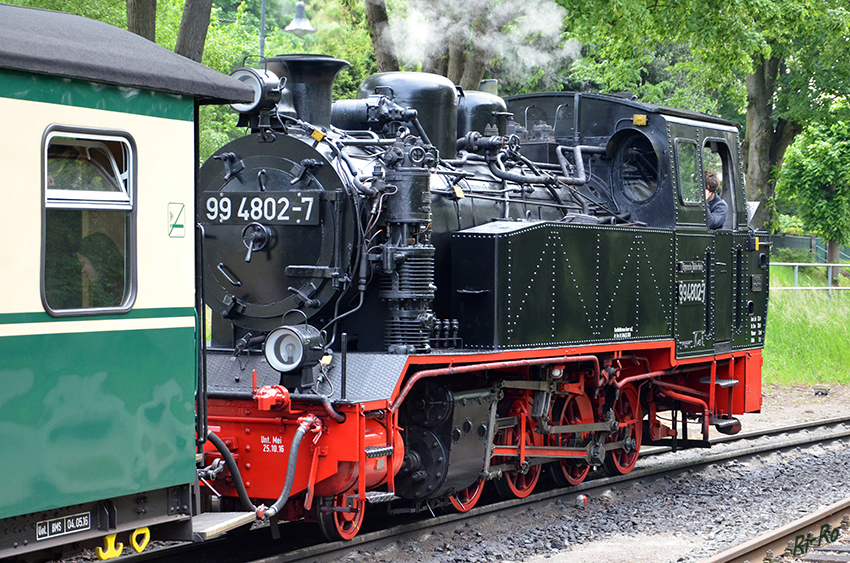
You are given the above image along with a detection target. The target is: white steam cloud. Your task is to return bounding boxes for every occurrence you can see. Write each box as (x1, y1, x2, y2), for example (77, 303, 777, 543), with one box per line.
(390, 0, 581, 88)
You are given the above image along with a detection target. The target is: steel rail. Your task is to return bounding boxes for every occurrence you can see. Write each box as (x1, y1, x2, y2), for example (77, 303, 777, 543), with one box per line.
(701, 497, 850, 563)
(120, 417, 850, 563)
(265, 421, 850, 563)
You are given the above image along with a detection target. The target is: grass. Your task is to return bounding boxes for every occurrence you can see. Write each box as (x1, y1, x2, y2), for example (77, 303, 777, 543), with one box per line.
(763, 264, 850, 386)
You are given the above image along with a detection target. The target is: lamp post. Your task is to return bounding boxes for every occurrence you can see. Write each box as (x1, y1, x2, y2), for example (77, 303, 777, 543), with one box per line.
(260, 0, 267, 58)
(260, 1, 316, 60)
(284, 1, 316, 38)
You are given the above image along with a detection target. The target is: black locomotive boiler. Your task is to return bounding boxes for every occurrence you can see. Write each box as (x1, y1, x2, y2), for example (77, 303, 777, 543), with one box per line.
(197, 55, 767, 540)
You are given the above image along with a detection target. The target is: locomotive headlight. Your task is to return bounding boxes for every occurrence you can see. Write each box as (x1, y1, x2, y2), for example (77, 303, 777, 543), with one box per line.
(230, 67, 282, 114)
(264, 325, 323, 373)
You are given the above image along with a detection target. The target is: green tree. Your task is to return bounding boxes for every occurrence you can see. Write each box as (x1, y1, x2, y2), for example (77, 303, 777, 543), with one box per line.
(557, 0, 850, 229)
(776, 109, 850, 263)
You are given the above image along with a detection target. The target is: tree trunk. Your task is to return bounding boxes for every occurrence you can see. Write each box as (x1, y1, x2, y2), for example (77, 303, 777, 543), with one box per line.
(423, 44, 448, 76)
(744, 52, 801, 230)
(364, 0, 399, 72)
(126, 0, 156, 41)
(827, 240, 840, 263)
(446, 35, 466, 85)
(175, 0, 213, 62)
(459, 45, 487, 91)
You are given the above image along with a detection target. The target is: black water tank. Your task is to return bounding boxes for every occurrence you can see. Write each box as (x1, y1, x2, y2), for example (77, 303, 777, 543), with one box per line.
(457, 90, 508, 137)
(358, 72, 457, 158)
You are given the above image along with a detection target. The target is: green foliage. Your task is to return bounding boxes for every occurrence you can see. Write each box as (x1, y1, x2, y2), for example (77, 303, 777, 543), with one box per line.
(771, 247, 813, 264)
(9, 0, 126, 27)
(776, 109, 850, 247)
(308, 0, 376, 100)
(565, 42, 742, 116)
(776, 214, 806, 236)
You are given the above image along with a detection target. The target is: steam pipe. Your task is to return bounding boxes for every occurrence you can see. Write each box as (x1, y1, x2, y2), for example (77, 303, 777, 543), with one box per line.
(442, 153, 486, 166)
(614, 362, 714, 390)
(573, 93, 581, 144)
(488, 152, 556, 185)
(516, 152, 566, 210)
(555, 145, 605, 185)
(206, 430, 257, 512)
(206, 390, 346, 423)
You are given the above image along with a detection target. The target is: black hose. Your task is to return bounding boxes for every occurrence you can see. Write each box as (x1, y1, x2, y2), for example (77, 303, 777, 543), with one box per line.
(338, 150, 378, 196)
(206, 430, 257, 512)
(263, 422, 309, 519)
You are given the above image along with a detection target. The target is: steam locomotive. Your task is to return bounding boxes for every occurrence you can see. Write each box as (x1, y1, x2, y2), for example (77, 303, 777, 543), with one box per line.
(198, 56, 767, 540)
(0, 5, 767, 558)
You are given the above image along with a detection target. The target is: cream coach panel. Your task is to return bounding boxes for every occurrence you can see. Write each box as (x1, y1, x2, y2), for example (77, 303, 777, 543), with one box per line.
(0, 98, 196, 314)
(132, 116, 196, 310)
(0, 98, 53, 314)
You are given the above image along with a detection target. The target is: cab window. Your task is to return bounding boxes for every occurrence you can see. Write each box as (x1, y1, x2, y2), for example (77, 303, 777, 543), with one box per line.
(675, 140, 700, 205)
(703, 140, 735, 229)
(617, 132, 660, 202)
(42, 130, 135, 315)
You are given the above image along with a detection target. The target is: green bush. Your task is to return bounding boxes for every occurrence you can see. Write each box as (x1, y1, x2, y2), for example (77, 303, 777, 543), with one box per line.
(776, 213, 806, 236)
(772, 247, 814, 263)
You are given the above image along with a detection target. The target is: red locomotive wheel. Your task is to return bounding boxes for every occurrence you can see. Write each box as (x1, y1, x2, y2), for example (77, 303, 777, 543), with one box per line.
(450, 479, 484, 512)
(603, 384, 643, 476)
(493, 418, 542, 499)
(549, 393, 594, 487)
(316, 494, 365, 541)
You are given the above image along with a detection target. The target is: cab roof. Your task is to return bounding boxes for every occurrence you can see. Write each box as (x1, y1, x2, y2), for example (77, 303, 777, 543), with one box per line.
(506, 91, 740, 130)
(0, 4, 253, 105)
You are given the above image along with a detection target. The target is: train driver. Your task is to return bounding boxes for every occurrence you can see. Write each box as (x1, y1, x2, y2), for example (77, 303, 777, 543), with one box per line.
(705, 170, 727, 230)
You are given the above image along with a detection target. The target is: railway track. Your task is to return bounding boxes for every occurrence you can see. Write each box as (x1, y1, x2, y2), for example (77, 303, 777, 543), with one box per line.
(116, 416, 850, 563)
(703, 498, 850, 563)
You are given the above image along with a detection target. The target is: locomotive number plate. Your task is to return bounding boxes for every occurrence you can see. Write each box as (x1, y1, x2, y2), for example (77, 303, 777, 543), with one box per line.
(36, 512, 91, 541)
(203, 191, 320, 225)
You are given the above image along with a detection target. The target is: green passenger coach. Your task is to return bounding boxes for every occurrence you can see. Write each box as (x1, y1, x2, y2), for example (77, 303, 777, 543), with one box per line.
(0, 4, 250, 558)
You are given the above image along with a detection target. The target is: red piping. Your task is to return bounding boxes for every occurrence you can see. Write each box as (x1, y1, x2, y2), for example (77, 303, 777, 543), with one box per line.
(653, 380, 710, 437)
(390, 355, 600, 413)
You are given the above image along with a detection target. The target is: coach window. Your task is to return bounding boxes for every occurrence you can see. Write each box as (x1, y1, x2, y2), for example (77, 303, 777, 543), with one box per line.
(42, 130, 136, 315)
(675, 140, 701, 205)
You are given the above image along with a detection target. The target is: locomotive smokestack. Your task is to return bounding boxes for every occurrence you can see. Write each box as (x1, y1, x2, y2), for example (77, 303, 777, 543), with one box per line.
(264, 55, 349, 127)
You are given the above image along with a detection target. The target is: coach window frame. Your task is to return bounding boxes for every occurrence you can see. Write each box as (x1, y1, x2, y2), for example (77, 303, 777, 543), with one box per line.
(40, 125, 137, 317)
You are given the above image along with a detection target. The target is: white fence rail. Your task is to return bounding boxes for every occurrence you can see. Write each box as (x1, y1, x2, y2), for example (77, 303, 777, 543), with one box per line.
(770, 262, 850, 295)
